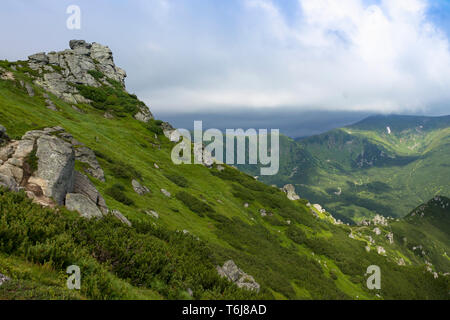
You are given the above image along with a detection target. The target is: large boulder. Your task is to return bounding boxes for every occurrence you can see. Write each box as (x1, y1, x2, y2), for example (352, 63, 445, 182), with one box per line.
(73, 171, 108, 213)
(0, 173, 19, 192)
(217, 260, 260, 292)
(35, 135, 75, 205)
(65, 193, 103, 219)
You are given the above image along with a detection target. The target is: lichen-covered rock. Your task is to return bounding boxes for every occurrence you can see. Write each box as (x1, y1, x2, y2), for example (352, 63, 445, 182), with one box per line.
(73, 171, 108, 213)
(65, 193, 103, 219)
(132, 179, 150, 195)
(35, 135, 75, 205)
(282, 184, 300, 201)
(74, 146, 105, 182)
(0, 173, 19, 192)
(217, 260, 260, 292)
(26, 40, 153, 122)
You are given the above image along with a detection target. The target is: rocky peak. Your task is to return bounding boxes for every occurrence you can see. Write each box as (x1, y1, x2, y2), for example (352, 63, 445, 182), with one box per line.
(25, 40, 152, 122)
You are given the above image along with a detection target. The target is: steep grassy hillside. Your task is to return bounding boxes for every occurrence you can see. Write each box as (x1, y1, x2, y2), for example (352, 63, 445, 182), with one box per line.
(0, 57, 448, 300)
(241, 115, 450, 224)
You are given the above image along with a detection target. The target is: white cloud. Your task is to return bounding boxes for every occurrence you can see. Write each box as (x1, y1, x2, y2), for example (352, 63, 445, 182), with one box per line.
(128, 0, 450, 114)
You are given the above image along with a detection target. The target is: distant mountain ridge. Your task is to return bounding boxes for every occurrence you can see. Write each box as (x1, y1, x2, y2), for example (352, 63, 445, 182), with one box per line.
(239, 114, 450, 224)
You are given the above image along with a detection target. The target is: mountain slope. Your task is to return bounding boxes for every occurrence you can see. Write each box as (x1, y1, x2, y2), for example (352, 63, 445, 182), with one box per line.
(0, 41, 448, 300)
(242, 115, 450, 224)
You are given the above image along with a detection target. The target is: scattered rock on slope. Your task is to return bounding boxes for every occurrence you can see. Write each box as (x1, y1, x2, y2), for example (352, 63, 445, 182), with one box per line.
(132, 179, 150, 195)
(0, 273, 10, 286)
(217, 260, 260, 292)
(111, 209, 132, 227)
(282, 184, 300, 201)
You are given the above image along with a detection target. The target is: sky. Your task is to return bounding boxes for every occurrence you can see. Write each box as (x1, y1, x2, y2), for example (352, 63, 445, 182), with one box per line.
(1, 0, 450, 136)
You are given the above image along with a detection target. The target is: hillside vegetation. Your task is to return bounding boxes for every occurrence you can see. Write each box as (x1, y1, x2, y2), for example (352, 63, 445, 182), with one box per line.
(0, 46, 448, 300)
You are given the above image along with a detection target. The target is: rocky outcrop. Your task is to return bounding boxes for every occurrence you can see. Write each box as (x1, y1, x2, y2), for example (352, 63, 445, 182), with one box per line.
(73, 171, 108, 213)
(282, 184, 300, 201)
(0, 125, 107, 218)
(217, 260, 260, 292)
(358, 214, 389, 227)
(74, 147, 105, 182)
(25, 40, 152, 122)
(132, 179, 150, 195)
(35, 134, 75, 205)
(66, 193, 103, 219)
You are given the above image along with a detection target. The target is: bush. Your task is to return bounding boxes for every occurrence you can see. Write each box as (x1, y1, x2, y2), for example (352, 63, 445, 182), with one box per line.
(105, 184, 134, 206)
(176, 191, 214, 217)
(109, 161, 141, 180)
(88, 69, 105, 80)
(164, 173, 189, 188)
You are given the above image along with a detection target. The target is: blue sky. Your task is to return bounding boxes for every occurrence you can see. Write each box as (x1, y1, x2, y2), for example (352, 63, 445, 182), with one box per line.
(1, 0, 450, 124)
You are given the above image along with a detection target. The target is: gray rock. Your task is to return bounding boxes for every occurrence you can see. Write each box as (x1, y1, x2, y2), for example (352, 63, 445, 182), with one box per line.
(74, 147, 105, 181)
(69, 40, 92, 50)
(73, 171, 108, 213)
(111, 209, 132, 227)
(0, 273, 10, 287)
(217, 260, 260, 293)
(65, 193, 103, 219)
(0, 125, 9, 145)
(132, 179, 150, 195)
(36, 135, 75, 205)
(0, 173, 19, 192)
(25, 82, 34, 97)
(282, 184, 300, 201)
(134, 108, 153, 123)
(146, 210, 159, 219)
(28, 52, 49, 64)
(28, 40, 130, 105)
(161, 189, 171, 197)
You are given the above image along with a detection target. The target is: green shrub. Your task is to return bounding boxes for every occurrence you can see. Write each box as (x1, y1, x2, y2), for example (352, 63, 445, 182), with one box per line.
(164, 173, 189, 188)
(88, 69, 105, 80)
(176, 191, 214, 217)
(105, 184, 134, 206)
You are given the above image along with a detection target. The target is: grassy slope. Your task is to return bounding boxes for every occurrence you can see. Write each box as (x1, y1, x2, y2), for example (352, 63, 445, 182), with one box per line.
(0, 62, 448, 300)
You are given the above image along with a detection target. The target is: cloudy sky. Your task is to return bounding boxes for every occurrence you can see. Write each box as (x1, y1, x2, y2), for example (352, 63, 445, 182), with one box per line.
(1, 0, 449, 136)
